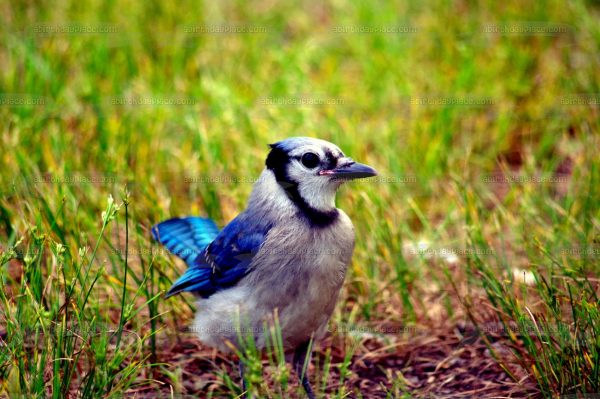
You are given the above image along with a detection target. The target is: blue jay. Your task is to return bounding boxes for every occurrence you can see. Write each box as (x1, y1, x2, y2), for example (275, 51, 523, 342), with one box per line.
(152, 137, 377, 398)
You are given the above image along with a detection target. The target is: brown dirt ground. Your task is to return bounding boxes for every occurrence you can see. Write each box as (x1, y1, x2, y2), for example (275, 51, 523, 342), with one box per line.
(124, 322, 539, 399)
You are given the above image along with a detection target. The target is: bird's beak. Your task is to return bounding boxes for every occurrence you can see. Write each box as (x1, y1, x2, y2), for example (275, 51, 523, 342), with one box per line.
(319, 159, 378, 180)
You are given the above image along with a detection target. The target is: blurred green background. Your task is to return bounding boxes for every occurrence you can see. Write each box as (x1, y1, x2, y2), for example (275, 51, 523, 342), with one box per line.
(1, 0, 599, 397)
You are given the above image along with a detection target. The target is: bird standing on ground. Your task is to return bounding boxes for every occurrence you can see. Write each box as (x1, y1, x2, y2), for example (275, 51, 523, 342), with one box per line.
(152, 137, 377, 398)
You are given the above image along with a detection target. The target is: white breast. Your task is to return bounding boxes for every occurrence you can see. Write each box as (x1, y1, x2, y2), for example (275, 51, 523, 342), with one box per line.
(193, 211, 355, 351)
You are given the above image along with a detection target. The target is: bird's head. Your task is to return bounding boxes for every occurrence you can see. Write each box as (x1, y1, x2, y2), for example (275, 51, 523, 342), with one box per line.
(264, 137, 377, 226)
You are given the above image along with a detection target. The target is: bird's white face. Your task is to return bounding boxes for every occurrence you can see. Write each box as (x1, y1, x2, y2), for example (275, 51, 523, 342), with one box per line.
(265, 137, 377, 215)
(285, 142, 348, 211)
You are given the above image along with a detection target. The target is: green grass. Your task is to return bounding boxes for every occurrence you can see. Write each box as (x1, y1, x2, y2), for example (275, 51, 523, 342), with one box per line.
(1, 0, 599, 397)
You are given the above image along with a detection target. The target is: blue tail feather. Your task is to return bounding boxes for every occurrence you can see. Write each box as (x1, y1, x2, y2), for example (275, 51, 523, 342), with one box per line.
(152, 216, 219, 266)
(153, 212, 269, 298)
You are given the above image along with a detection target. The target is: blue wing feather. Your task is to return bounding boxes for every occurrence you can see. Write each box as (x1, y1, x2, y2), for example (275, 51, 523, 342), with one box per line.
(152, 213, 272, 298)
(152, 217, 219, 265)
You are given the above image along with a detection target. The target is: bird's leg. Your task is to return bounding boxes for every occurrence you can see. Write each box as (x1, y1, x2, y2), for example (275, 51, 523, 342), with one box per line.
(293, 341, 316, 399)
(239, 359, 248, 398)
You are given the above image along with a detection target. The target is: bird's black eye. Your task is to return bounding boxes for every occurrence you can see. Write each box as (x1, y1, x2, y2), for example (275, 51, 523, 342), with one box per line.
(301, 152, 320, 169)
